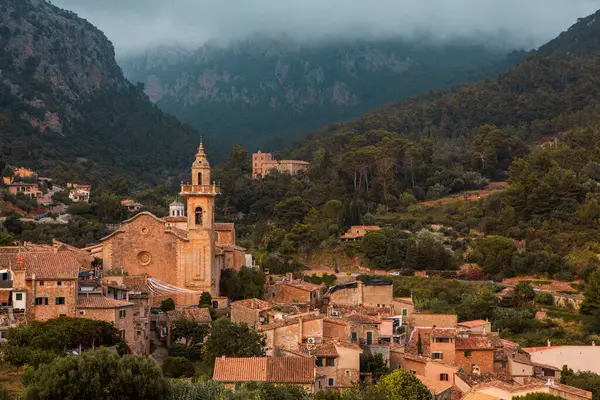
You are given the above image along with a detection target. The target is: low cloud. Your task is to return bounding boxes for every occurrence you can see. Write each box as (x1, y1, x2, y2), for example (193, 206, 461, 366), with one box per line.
(51, 0, 599, 54)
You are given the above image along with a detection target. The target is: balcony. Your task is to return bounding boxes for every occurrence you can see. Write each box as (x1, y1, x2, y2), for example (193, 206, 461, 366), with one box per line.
(180, 184, 221, 195)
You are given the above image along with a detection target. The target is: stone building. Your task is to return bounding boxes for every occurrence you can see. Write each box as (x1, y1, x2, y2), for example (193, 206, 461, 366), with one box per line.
(327, 280, 393, 309)
(267, 280, 326, 309)
(97, 143, 246, 305)
(77, 294, 136, 348)
(252, 151, 309, 179)
(231, 298, 271, 328)
(6, 182, 42, 199)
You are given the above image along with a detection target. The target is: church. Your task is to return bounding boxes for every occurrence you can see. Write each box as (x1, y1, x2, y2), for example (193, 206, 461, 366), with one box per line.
(98, 142, 246, 305)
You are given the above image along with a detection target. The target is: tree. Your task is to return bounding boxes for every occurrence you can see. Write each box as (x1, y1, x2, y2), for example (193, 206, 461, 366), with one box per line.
(199, 292, 212, 308)
(204, 319, 266, 366)
(513, 282, 536, 307)
(22, 348, 170, 400)
(417, 333, 423, 355)
(161, 356, 195, 378)
(514, 394, 567, 400)
(581, 270, 600, 316)
(171, 319, 209, 347)
(471, 236, 519, 277)
(560, 366, 600, 398)
(360, 353, 391, 381)
(0, 232, 14, 245)
(274, 196, 309, 229)
(160, 298, 176, 313)
(376, 369, 431, 400)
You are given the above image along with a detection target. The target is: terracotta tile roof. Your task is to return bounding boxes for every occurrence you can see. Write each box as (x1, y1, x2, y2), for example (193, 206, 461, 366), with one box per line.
(167, 226, 188, 241)
(333, 340, 363, 351)
(213, 357, 315, 383)
(164, 216, 187, 222)
(259, 314, 323, 331)
(393, 297, 414, 305)
(415, 374, 453, 395)
(284, 280, 323, 292)
(167, 307, 212, 324)
(214, 223, 235, 231)
(15, 252, 81, 279)
(472, 379, 592, 398)
(77, 295, 135, 308)
(458, 320, 489, 328)
(323, 317, 348, 326)
(406, 328, 458, 356)
(122, 276, 150, 293)
(231, 298, 271, 310)
(462, 392, 500, 400)
(345, 314, 381, 325)
(299, 342, 338, 357)
(456, 336, 496, 350)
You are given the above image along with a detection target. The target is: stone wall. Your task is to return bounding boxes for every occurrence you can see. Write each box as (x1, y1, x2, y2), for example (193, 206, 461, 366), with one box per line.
(362, 284, 392, 307)
(30, 279, 77, 321)
(324, 319, 349, 339)
(454, 349, 494, 374)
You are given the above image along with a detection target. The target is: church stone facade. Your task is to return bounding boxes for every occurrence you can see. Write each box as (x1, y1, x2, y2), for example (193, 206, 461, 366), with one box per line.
(100, 143, 245, 305)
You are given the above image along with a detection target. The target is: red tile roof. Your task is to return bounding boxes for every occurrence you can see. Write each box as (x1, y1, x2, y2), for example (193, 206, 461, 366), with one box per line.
(284, 280, 323, 292)
(231, 298, 271, 310)
(456, 336, 496, 350)
(458, 320, 489, 328)
(213, 357, 315, 383)
(345, 314, 381, 325)
(77, 295, 135, 308)
(416, 374, 453, 395)
(12, 252, 81, 279)
(299, 342, 338, 357)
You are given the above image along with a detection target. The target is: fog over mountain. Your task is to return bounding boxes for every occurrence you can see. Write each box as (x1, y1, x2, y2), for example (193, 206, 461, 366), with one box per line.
(52, 0, 599, 54)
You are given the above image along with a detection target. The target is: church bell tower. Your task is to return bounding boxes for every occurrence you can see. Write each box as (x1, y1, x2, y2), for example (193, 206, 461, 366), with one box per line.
(180, 141, 220, 293)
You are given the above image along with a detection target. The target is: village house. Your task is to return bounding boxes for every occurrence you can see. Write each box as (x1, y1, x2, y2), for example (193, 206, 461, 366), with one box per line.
(121, 199, 143, 213)
(463, 378, 592, 400)
(165, 307, 212, 346)
(252, 150, 309, 179)
(392, 296, 415, 319)
(213, 356, 316, 392)
(77, 294, 136, 349)
(230, 298, 271, 328)
(299, 339, 363, 391)
(523, 344, 600, 375)
(6, 182, 42, 199)
(89, 143, 247, 305)
(458, 319, 492, 334)
(416, 374, 453, 400)
(266, 279, 326, 309)
(454, 334, 500, 375)
(259, 313, 324, 355)
(66, 183, 91, 203)
(326, 280, 393, 310)
(339, 225, 382, 241)
(345, 313, 382, 346)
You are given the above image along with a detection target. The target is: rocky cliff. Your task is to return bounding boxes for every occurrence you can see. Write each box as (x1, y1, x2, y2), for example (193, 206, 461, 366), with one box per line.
(0, 0, 198, 185)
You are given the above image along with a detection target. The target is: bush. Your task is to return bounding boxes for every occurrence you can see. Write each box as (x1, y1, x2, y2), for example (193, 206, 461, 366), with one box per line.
(535, 292, 554, 305)
(160, 298, 176, 313)
(116, 341, 131, 356)
(162, 356, 196, 378)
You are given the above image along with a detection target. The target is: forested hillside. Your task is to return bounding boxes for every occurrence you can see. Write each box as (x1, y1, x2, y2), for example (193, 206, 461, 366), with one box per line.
(122, 37, 525, 157)
(0, 0, 200, 187)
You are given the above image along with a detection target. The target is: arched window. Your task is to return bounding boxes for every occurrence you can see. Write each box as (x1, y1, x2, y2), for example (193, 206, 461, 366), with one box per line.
(197, 172, 203, 185)
(195, 207, 203, 225)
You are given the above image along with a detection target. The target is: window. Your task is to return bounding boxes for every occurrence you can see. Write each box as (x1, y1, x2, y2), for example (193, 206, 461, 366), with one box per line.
(326, 358, 335, 367)
(440, 373, 449, 381)
(39, 281, 44, 286)
(34, 297, 48, 305)
(464, 350, 472, 358)
(432, 352, 444, 360)
(366, 331, 373, 345)
(316, 358, 323, 367)
(55, 297, 65, 305)
(57, 281, 62, 286)
(80, 311, 85, 316)
(328, 378, 334, 387)
(15, 293, 22, 301)
(120, 330, 125, 340)
(1, 272, 8, 281)
(433, 337, 451, 343)
(195, 207, 203, 225)
(402, 308, 408, 317)
(351, 332, 358, 341)
(409, 370, 417, 374)
(119, 310, 127, 319)
(212, 301, 219, 308)
(197, 172, 203, 184)
(345, 370, 351, 377)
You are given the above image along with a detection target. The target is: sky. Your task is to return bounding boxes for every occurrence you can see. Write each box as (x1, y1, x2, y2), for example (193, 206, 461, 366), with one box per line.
(51, 0, 600, 55)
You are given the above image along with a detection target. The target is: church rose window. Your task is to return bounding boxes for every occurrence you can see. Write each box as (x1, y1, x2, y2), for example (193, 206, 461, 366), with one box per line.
(137, 251, 152, 266)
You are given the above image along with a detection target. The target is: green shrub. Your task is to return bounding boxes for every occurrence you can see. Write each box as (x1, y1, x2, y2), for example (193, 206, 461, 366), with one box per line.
(162, 356, 195, 378)
(535, 292, 554, 305)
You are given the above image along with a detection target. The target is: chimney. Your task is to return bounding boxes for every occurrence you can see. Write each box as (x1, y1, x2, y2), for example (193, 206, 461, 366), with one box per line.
(221, 355, 225, 360)
(593, 341, 596, 347)
(547, 339, 551, 347)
